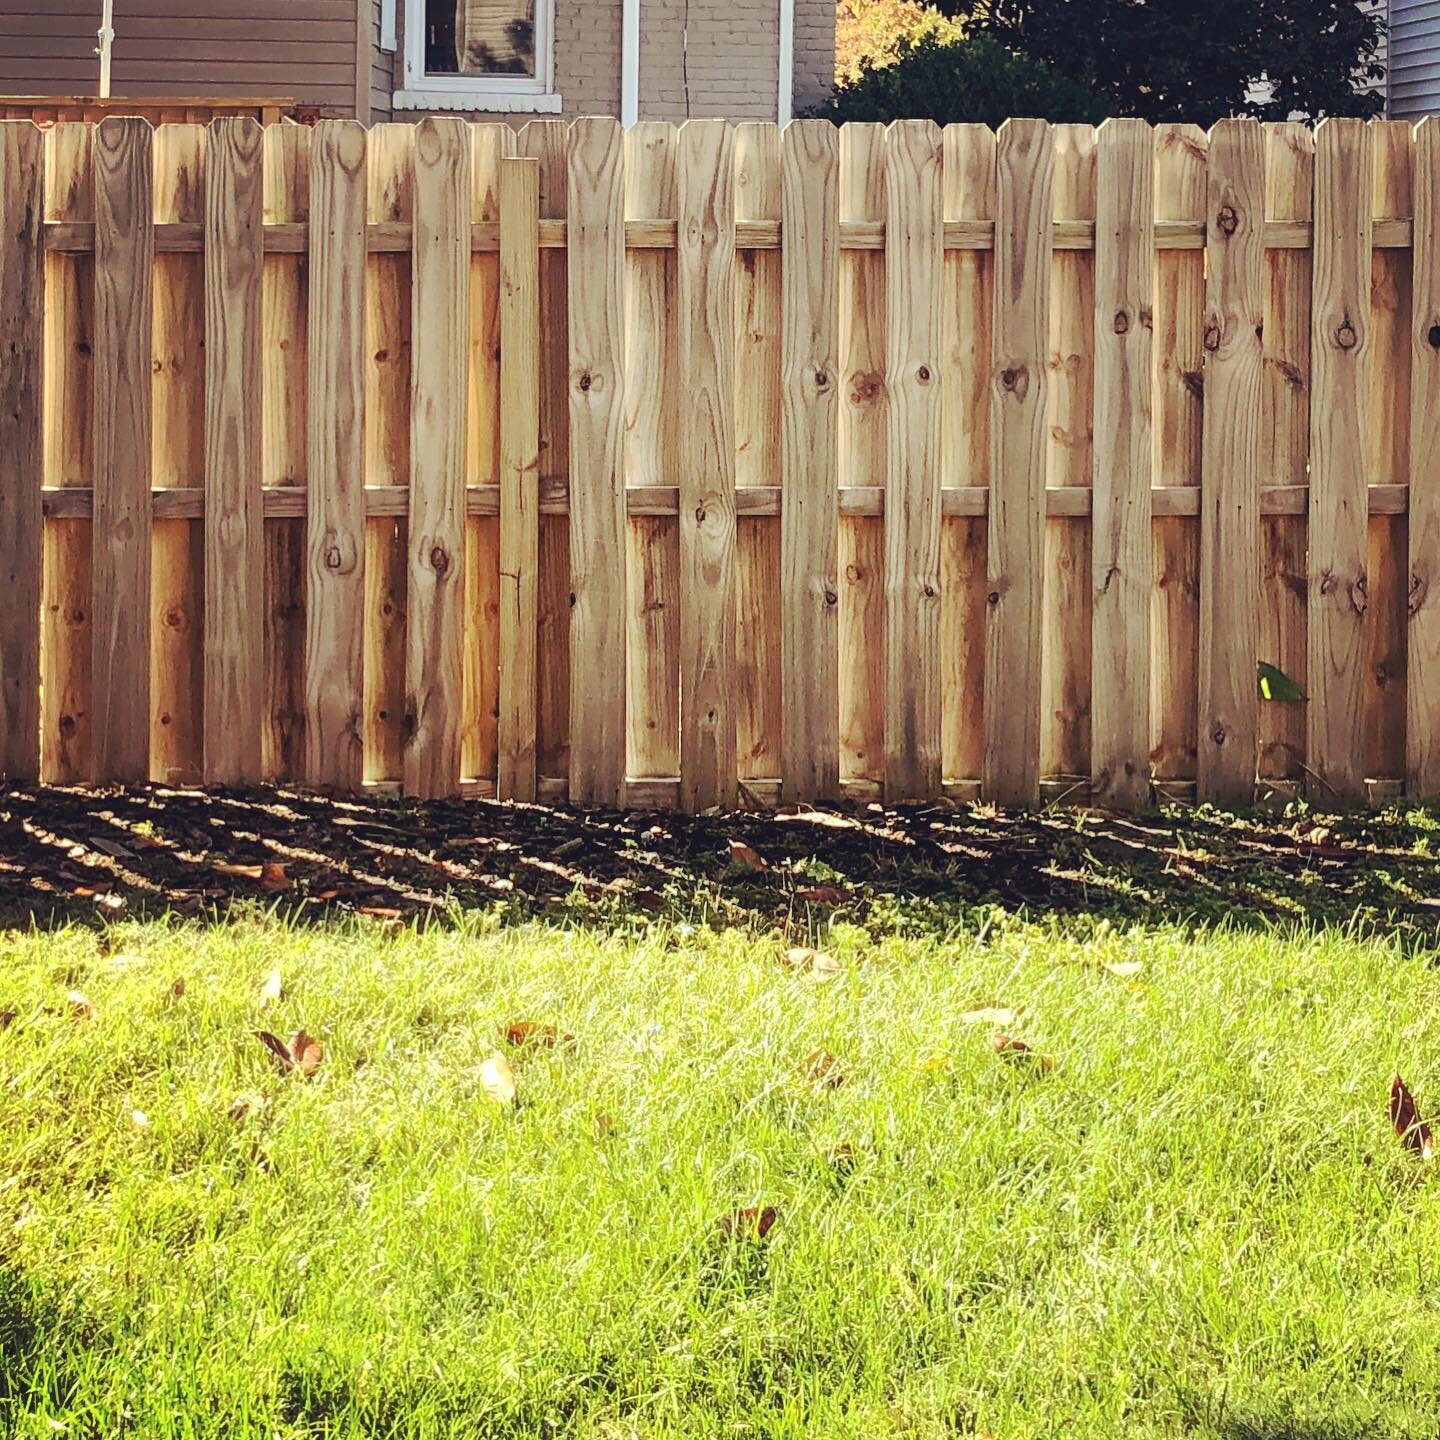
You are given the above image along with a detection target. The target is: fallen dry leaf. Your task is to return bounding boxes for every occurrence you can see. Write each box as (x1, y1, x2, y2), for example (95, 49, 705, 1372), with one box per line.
(1390, 1073, 1434, 1160)
(167, 976, 186, 1002)
(260, 968, 283, 1009)
(961, 1006, 1020, 1026)
(481, 1052, 517, 1107)
(794, 885, 848, 905)
(214, 862, 264, 882)
(784, 945, 841, 981)
(1102, 960, 1144, 978)
(993, 1032, 1058, 1071)
(130, 1108, 149, 1129)
(258, 863, 292, 894)
(727, 840, 768, 872)
(67, 989, 98, 1022)
(504, 1021, 575, 1049)
(775, 810, 860, 831)
(802, 1048, 845, 1088)
(230, 1091, 266, 1123)
(595, 1112, 613, 1140)
(0, 1007, 16, 1030)
(256, 1029, 324, 1077)
(717, 1205, 778, 1241)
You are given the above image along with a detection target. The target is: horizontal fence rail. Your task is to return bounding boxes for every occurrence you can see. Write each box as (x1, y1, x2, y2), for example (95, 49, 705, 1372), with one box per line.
(2, 113, 1439, 810)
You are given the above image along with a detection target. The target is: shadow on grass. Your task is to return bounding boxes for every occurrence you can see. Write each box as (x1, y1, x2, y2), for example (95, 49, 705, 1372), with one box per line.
(1, 783, 1439, 947)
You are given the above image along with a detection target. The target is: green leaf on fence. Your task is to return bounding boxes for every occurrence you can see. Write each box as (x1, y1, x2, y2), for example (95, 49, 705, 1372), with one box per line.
(1257, 662, 1306, 703)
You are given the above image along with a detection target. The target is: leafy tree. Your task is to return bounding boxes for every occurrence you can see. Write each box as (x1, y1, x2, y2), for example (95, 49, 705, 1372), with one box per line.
(950, 0, 1387, 125)
(836, 0, 963, 82)
(810, 32, 1110, 127)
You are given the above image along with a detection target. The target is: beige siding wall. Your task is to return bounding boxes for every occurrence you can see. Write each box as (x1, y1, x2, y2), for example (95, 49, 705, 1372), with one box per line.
(370, 0, 395, 119)
(0, 0, 358, 109)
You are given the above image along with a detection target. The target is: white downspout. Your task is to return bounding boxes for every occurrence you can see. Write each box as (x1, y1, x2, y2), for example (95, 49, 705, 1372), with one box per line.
(621, 0, 641, 127)
(97, 0, 115, 99)
(777, 0, 794, 123)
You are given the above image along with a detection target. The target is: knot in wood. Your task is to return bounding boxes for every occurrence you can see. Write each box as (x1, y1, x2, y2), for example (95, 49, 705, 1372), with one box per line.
(1112, 310, 1130, 335)
(695, 504, 707, 524)
(921, 581, 936, 599)
(1350, 572, 1369, 615)
(815, 368, 830, 389)
(1429, 324, 1440, 350)
(917, 364, 932, 384)
(823, 588, 838, 606)
(1409, 572, 1428, 616)
(1335, 321, 1358, 351)
(430, 545, 450, 576)
(1216, 204, 1238, 236)
(1203, 322, 1222, 353)
(1000, 366, 1026, 396)
(1210, 721, 1227, 746)
(578, 371, 593, 392)
(324, 545, 343, 571)
(986, 589, 1000, 607)
(1319, 570, 1337, 597)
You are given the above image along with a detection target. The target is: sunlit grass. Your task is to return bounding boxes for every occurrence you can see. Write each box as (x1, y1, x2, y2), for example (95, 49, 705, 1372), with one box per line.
(3, 908, 1440, 1438)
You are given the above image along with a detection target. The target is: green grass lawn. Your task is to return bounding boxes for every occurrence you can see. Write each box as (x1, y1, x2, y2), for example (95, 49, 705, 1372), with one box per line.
(4, 874, 1440, 1440)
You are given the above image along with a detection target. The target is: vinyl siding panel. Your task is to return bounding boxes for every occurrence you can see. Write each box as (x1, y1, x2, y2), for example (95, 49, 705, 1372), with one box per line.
(0, 0, 358, 109)
(1389, 0, 1440, 117)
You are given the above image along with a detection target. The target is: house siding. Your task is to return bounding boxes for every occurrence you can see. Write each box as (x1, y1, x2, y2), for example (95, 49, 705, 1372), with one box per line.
(1388, 0, 1440, 117)
(0, 0, 359, 111)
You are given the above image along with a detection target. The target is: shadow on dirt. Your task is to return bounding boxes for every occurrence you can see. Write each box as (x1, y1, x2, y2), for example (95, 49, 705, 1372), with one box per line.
(1, 783, 1439, 946)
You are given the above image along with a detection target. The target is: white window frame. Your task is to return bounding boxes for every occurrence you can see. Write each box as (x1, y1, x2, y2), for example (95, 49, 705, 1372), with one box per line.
(394, 0, 560, 112)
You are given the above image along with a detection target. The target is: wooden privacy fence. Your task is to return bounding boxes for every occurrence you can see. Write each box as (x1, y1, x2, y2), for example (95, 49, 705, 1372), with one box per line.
(2, 114, 1440, 812)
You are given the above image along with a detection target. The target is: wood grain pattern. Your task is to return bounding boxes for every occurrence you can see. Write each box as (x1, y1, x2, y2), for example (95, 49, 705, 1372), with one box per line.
(780, 119, 840, 800)
(1197, 118, 1265, 806)
(1307, 119, 1372, 804)
(498, 157, 540, 802)
(1410, 119, 1440, 797)
(624, 121, 680, 781)
(676, 120, 737, 811)
(566, 117, 627, 806)
(150, 124, 205, 784)
(41, 122, 93, 783)
(404, 117, 469, 799)
(1090, 119, 1154, 810)
(363, 124, 412, 784)
(517, 120, 571, 785)
(203, 118, 265, 785)
(92, 116, 154, 783)
(984, 119, 1052, 807)
(1151, 124, 1207, 788)
(1043, 124, 1095, 784)
(304, 120, 367, 790)
(883, 119, 943, 800)
(261, 120, 308, 780)
(941, 123, 995, 784)
(734, 123, 782, 786)
(1365, 121, 1411, 785)
(0, 122, 43, 779)
(837, 124, 887, 786)
(1259, 123, 1312, 785)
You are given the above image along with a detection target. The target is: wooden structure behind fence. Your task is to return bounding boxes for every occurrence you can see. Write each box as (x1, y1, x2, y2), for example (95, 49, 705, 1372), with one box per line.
(2, 114, 1439, 811)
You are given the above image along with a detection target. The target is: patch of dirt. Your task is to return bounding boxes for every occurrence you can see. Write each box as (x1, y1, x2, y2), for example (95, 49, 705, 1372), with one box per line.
(0, 785, 1438, 946)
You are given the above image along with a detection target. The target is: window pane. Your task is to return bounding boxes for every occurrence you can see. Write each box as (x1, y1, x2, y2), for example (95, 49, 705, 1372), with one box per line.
(425, 0, 536, 77)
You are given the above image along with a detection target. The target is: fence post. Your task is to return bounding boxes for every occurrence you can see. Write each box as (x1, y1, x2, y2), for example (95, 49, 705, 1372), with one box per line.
(0, 122, 44, 781)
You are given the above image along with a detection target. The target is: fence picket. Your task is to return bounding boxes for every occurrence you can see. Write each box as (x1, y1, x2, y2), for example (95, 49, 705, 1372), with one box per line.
(677, 119, 737, 811)
(1410, 119, 1440, 797)
(883, 119, 943, 800)
(1260, 123, 1313, 788)
(624, 121, 680, 784)
(567, 116, 627, 806)
(261, 120, 309, 780)
(1308, 118, 1372, 804)
(404, 117, 470, 799)
(0, 122, 43, 780)
(985, 119, 1052, 806)
(203, 117, 265, 785)
(940, 123, 994, 786)
(92, 116, 154, 783)
(498, 156, 540, 802)
(41, 123, 93, 783)
(1197, 118, 1265, 806)
(1090, 119, 1154, 810)
(304, 120, 367, 790)
(780, 119, 840, 800)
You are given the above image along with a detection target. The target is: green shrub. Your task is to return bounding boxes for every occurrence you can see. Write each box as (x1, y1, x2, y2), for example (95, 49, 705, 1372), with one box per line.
(808, 32, 1111, 127)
